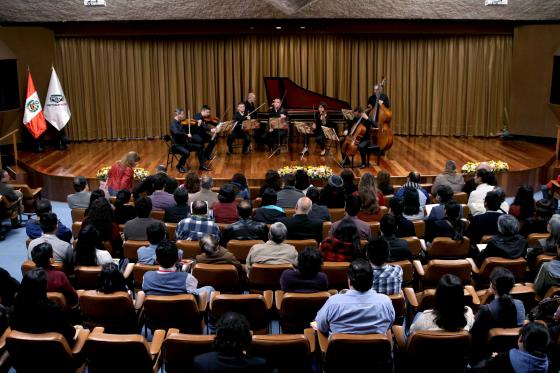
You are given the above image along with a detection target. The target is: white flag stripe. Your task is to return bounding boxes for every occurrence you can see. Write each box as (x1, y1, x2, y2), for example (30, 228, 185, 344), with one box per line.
(23, 91, 42, 124)
(44, 67, 71, 131)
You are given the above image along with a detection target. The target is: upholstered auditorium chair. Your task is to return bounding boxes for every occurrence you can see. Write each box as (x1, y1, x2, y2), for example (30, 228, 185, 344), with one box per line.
(133, 263, 158, 291)
(47, 291, 69, 311)
(390, 260, 414, 285)
(369, 221, 380, 237)
(162, 330, 214, 373)
(123, 240, 150, 261)
(467, 257, 528, 288)
(285, 239, 318, 253)
(149, 209, 165, 220)
(389, 290, 406, 325)
(486, 327, 521, 355)
(427, 237, 470, 259)
(71, 221, 82, 239)
(21, 259, 64, 276)
(535, 254, 555, 271)
(85, 327, 164, 373)
(165, 222, 176, 240)
(249, 263, 293, 292)
(78, 290, 139, 333)
(477, 283, 537, 311)
(321, 261, 350, 291)
(191, 263, 240, 293)
(392, 325, 471, 372)
(322, 221, 332, 240)
(480, 235, 494, 244)
(71, 208, 86, 223)
(412, 220, 425, 238)
(403, 236, 422, 257)
(5, 327, 90, 373)
(209, 292, 273, 334)
(226, 239, 264, 263)
(461, 204, 470, 219)
(543, 285, 560, 299)
(275, 291, 331, 333)
(317, 330, 393, 373)
(175, 240, 200, 259)
(413, 259, 472, 289)
(250, 329, 316, 373)
(140, 294, 206, 334)
(9, 183, 42, 215)
(527, 232, 550, 248)
(453, 192, 468, 205)
(74, 266, 102, 290)
(329, 208, 346, 222)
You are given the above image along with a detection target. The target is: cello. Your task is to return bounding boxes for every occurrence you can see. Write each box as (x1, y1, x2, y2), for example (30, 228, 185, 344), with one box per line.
(369, 77, 393, 153)
(340, 109, 367, 162)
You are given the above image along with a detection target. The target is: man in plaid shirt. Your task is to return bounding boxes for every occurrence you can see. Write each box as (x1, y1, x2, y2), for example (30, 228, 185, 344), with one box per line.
(366, 238, 403, 295)
(176, 200, 220, 241)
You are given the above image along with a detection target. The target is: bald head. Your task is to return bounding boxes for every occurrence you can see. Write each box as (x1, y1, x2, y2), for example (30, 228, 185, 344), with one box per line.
(295, 197, 312, 215)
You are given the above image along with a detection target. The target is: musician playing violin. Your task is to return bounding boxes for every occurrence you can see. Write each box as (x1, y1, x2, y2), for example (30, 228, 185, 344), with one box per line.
(245, 92, 262, 144)
(227, 102, 251, 155)
(266, 97, 288, 154)
(192, 105, 218, 163)
(302, 101, 334, 157)
(170, 108, 208, 172)
(341, 106, 375, 169)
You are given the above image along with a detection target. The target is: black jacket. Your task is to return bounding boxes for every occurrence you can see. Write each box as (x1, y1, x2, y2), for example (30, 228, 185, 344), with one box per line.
(253, 207, 286, 224)
(222, 218, 269, 245)
(383, 235, 413, 262)
(193, 351, 272, 373)
(282, 214, 323, 243)
(164, 205, 190, 224)
(467, 211, 503, 245)
(476, 234, 528, 267)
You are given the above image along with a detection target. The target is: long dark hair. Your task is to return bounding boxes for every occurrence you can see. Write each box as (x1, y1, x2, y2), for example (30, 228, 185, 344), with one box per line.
(489, 267, 518, 327)
(333, 218, 361, 257)
(14, 268, 49, 312)
(512, 185, 535, 219)
(75, 224, 105, 266)
(433, 274, 468, 331)
(213, 312, 252, 356)
(264, 170, 282, 191)
(444, 201, 465, 241)
(403, 187, 420, 216)
(97, 263, 127, 294)
(87, 198, 115, 241)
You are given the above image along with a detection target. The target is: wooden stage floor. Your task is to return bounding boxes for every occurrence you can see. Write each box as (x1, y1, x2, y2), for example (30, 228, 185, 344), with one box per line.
(18, 135, 555, 201)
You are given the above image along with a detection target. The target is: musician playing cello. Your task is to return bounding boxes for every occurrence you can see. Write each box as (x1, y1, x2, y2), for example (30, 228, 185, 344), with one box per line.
(341, 106, 375, 169)
(227, 102, 251, 155)
(266, 97, 288, 154)
(192, 105, 218, 163)
(301, 101, 334, 157)
(169, 108, 208, 172)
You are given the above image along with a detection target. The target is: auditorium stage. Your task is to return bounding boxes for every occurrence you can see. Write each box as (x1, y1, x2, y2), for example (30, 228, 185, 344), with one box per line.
(17, 135, 556, 201)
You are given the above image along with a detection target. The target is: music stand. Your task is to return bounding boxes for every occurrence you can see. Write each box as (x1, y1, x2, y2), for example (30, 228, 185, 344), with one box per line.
(293, 121, 314, 160)
(207, 120, 232, 163)
(267, 118, 289, 158)
(341, 109, 354, 121)
(322, 126, 343, 166)
(240, 119, 260, 153)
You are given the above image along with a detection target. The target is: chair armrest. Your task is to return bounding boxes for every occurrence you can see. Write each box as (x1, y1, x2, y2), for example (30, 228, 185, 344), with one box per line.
(274, 290, 284, 310)
(76, 289, 86, 297)
(0, 328, 10, 351)
(412, 260, 424, 277)
(317, 330, 329, 354)
(303, 328, 316, 353)
(135, 291, 146, 310)
(197, 290, 209, 313)
(465, 285, 481, 306)
(150, 329, 166, 357)
(392, 325, 406, 350)
(208, 291, 220, 311)
(403, 287, 419, 308)
(166, 328, 180, 337)
(466, 258, 479, 274)
(71, 328, 90, 355)
(90, 327, 105, 335)
(263, 290, 273, 310)
(30, 187, 42, 197)
(327, 289, 338, 295)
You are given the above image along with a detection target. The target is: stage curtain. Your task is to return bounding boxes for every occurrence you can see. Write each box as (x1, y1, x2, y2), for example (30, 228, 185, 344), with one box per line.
(55, 35, 511, 140)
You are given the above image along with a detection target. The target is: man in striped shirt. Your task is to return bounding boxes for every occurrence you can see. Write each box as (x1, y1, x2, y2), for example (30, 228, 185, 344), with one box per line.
(176, 200, 220, 241)
(366, 237, 403, 295)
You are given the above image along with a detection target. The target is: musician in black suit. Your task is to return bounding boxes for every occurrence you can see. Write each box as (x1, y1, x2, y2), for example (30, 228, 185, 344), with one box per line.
(265, 97, 288, 154)
(302, 102, 335, 157)
(227, 102, 251, 155)
(192, 105, 218, 164)
(342, 106, 375, 169)
(367, 84, 391, 110)
(169, 108, 207, 172)
(244, 92, 263, 147)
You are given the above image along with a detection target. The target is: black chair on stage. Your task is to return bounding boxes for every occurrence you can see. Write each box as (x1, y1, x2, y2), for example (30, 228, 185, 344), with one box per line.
(164, 134, 181, 169)
(366, 144, 381, 166)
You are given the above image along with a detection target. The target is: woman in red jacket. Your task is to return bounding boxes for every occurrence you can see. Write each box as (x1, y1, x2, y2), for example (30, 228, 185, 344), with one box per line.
(106, 151, 140, 196)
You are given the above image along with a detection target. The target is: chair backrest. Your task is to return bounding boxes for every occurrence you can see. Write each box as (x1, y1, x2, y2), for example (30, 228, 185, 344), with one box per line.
(71, 221, 82, 239)
(85, 331, 154, 373)
(405, 330, 471, 371)
(150, 209, 165, 220)
(249, 263, 293, 291)
(390, 260, 413, 284)
(176, 240, 201, 259)
(453, 192, 468, 204)
(403, 236, 422, 257)
(211, 294, 270, 334)
(389, 291, 406, 324)
(253, 196, 263, 208)
(21, 261, 65, 277)
(422, 259, 472, 288)
(163, 332, 214, 373)
(536, 254, 555, 270)
(192, 263, 240, 292)
(321, 262, 350, 291)
(330, 208, 346, 221)
(71, 208, 86, 223)
(285, 239, 318, 253)
(284, 208, 296, 217)
(123, 240, 150, 260)
(369, 222, 380, 237)
(278, 292, 330, 333)
(428, 237, 470, 259)
(226, 240, 264, 263)
(461, 204, 470, 219)
(486, 327, 521, 354)
(251, 334, 312, 373)
(324, 333, 392, 373)
(480, 235, 493, 244)
(79, 290, 138, 333)
(165, 223, 177, 240)
(416, 287, 475, 312)
(47, 292, 68, 311)
(143, 294, 203, 333)
(74, 266, 102, 290)
(322, 221, 332, 239)
(478, 257, 527, 282)
(412, 220, 425, 238)
(133, 263, 159, 290)
(6, 330, 77, 372)
(528, 232, 550, 248)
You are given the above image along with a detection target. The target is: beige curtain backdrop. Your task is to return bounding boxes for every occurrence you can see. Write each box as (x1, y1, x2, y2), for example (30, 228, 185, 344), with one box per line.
(55, 34, 511, 140)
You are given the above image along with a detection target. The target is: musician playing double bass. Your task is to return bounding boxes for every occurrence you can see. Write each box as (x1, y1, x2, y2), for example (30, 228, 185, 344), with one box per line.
(169, 108, 208, 172)
(301, 102, 334, 157)
(341, 106, 375, 169)
(192, 105, 218, 164)
(226, 102, 251, 155)
(367, 84, 391, 114)
(266, 97, 288, 154)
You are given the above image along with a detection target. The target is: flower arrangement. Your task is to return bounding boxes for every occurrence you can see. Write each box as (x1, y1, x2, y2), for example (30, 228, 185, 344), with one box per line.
(96, 167, 149, 181)
(461, 160, 509, 175)
(278, 165, 334, 180)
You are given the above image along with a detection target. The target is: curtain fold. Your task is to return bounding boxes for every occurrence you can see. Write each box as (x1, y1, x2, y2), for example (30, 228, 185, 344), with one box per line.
(55, 34, 511, 141)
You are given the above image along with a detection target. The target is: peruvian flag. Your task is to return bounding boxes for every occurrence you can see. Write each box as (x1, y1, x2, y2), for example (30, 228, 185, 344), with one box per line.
(23, 71, 47, 139)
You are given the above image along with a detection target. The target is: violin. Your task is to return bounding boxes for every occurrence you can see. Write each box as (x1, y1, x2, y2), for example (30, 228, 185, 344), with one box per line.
(181, 118, 197, 126)
(202, 116, 221, 125)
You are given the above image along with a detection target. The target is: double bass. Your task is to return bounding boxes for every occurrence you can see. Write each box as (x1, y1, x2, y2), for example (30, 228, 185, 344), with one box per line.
(368, 77, 393, 153)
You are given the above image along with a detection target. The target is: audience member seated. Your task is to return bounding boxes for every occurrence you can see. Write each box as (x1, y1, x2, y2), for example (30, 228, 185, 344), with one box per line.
(340, 168, 358, 199)
(9, 268, 80, 346)
(389, 197, 416, 237)
(486, 322, 550, 373)
(142, 240, 213, 298)
(222, 200, 268, 245)
(74, 224, 114, 266)
(138, 222, 183, 265)
(149, 174, 176, 210)
(190, 175, 218, 208)
(295, 169, 313, 195)
(193, 312, 271, 372)
(534, 244, 560, 297)
(231, 173, 250, 200)
(253, 188, 286, 224)
(379, 214, 412, 262)
(0, 267, 20, 307)
(177, 200, 220, 241)
(67, 175, 91, 209)
(470, 267, 526, 364)
(403, 187, 425, 220)
(83, 198, 123, 254)
(212, 184, 239, 224)
(141, 164, 171, 196)
(183, 171, 201, 197)
(30, 243, 78, 307)
(106, 151, 140, 195)
(521, 199, 554, 237)
(321, 218, 362, 262)
(425, 201, 466, 244)
(306, 187, 331, 222)
(355, 173, 384, 221)
(245, 222, 298, 275)
(258, 169, 282, 197)
(425, 185, 462, 222)
(409, 274, 474, 334)
(276, 173, 304, 209)
(534, 215, 560, 256)
(26, 199, 72, 242)
(509, 185, 535, 221)
(165, 177, 179, 195)
(0, 169, 24, 228)
(319, 175, 346, 208)
(394, 171, 429, 209)
(494, 187, 510, 213)
(431, 160, 465, 196)
(97, 262, 129, 294)
(468, 169, 500, 216)
(376, 170, 394, 196)
(366, 238, 403, 295)
(124, 196, 160, 241)
(164, 187, 190, 223)
(476, 214, 528, 267)
(315, 258, 395, 335)
(463, 162, 495, 196)
(329, 195, 371, 240)
(84, 189, 106, 217)
(280, 247, 329, 292)
(113, 189, 136, 225)
(282, 197, 323, 242)
(28, 212, 73, 268)
(193, 234, 244, 276)
(467, 191, 504, 245)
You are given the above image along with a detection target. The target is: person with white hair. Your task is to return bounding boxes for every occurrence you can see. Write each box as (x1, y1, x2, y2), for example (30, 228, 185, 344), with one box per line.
(281, 197, 324, 242)
(245, 222, 298, 275)
(476, 214, 527, 267)
(431, 160, 465, 196)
